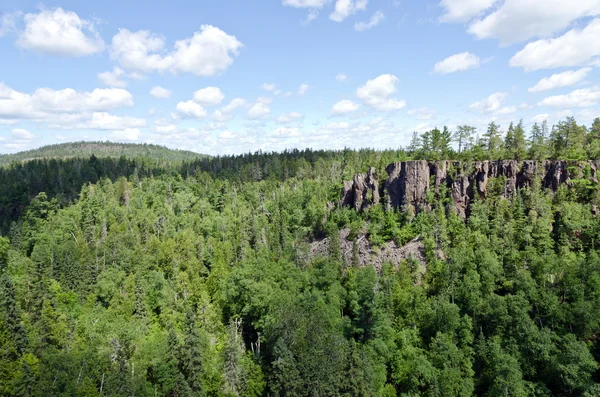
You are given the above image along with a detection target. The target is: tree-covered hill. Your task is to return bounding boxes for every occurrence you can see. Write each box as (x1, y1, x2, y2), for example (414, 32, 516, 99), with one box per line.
(0, 141, 207, 166)
(0, 116, 600, 396)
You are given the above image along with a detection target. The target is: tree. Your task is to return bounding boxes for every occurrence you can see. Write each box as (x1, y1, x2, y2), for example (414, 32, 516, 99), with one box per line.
(513, 120, 527, 160)
(529, 122, 549, 160)
(551, 117, 587, 159)
(454, 125, 476, 154)
(481, 122, 502, 158)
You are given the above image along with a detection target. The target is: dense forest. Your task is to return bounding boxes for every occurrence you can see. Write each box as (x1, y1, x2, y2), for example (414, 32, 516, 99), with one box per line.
(0, 116, 600, 396)
(0, 142, 206, 166)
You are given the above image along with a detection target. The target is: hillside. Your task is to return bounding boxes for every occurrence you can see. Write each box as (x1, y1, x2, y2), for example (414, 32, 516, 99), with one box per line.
(0, 141, 206, 166)
(0, 116, 600, 396)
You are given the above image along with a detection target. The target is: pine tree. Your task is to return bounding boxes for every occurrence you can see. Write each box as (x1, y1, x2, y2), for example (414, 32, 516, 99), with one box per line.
(180, 309, 206, 395)
(504, 122, 515, 157)
(454, 125, 475, 154)
(513, 120, 527, 160)
(482, 122, 502, 158)
(0, 275, 28, 356)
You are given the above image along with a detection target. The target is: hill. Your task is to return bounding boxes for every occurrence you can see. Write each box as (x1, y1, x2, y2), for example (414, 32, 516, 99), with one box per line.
(0, 141, 206, 166)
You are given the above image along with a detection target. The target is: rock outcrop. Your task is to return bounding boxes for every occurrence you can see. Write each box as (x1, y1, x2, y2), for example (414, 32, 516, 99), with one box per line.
(341, 160, 599, 218)
(340, 167, 380, 211)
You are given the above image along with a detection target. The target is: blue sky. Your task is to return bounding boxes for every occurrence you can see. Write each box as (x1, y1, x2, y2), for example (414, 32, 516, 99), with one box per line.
(0, 0, 599, 155)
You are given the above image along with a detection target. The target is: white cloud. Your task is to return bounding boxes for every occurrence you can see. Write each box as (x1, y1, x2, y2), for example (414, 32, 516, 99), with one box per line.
(532, 114, 549, 123)
(176, 100, 208, 119)
(18, 7, 105, 56)
(150, 86, 172, 99)
(332, 99, 361, 114)
(538, 86, 600, 108)
(11, 128, 33, 140)
(212, 110, 232, 122)
(261, 83, 277, 92)
(433, 52, 481, 74)
(510, 19, 600, 71)
(298, 83, 309, 95)
(193, 86, 225, 106)
(528, 68, 592, 93)
(109, 128, 142, 141)
(282, 0, 329, 8)
(0, 83, 133, 120)
(152, 124, 178, 134)
(439, 0, 497, 23)
(355, 11, 385, 31)
(336, 73, 348, 82)
(0, 12, 21, 37)
(470, 92, 516, 114)
(468, 0, 600, 45)
(247, 102, 271, 119)
(272, 127, 303, 138)
(330, 0, 368, 22)
(408, 107, 436, 120)
(98, 67, 128, 88)
(110, 25, 242, 76)
(77, 112, 146, 130)
(356, 74, 406, 111)
(221, 98, 247, 113)
(257, 96, 273, 105)
(277, 112, 304, 123)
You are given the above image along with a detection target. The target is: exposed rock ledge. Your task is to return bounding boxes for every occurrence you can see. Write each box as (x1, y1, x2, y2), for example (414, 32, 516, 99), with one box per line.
(341, 160, 600, 218)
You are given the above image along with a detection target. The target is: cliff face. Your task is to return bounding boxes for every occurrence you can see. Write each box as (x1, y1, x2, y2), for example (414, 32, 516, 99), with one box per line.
(341, 160, 600, 218)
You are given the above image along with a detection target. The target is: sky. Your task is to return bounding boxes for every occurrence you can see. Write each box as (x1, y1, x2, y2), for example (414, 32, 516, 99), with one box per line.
(0, 0, 599, 155)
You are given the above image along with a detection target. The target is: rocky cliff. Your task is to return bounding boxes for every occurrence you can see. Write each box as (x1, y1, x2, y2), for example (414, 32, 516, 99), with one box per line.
(341, 160, 600, 218)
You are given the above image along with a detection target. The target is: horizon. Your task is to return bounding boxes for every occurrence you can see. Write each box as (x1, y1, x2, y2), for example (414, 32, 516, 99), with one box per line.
(1, 0, 599, 156)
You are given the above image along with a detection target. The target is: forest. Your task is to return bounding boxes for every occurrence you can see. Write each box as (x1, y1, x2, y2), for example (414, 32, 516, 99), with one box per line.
(0, 116, 600, 396)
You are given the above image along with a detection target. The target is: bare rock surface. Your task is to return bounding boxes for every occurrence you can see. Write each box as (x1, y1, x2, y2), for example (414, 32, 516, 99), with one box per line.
(309, 228, 426, 273)
(341, 160, 598, 219)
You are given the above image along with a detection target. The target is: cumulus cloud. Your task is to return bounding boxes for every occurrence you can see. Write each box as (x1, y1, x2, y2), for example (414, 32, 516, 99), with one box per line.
(257, 97, 273, 105)
(247, 102, 271, 119)
(468, 0, 600, 45)
(282, 0, 330, 8)
(176, 100, 208, 119)
(221, 98, 248, 113)
(261, 83, 277, 92)
(17, 7, 105, 56)
(110, 25, 242, 76)
(98, 67, 128, 88)
(528, 68, 592, 93)
(439, 0, 497, 23)
(336, 73, 348, 82)
(11, 128, 33, 140)
(0, 83, 133, 120)
(356, 74, 406, 111)
(332, 99, 361, 114)
(510, 19, 600, 71)
(470, 92, 516, 114)
(330, 0, 368, 22)
(193, 87, 225, 106)
(150, 86, 172, 99)
(433, 52, 481, 74)
(109, 128, 142, 141)
(76, 112, 146, 130)
(355, 11, 384, 31)
(532, 114, 549, 123)
(277, 112, 304, 124)
(408, 107, 436, 120)
(298, 83, 309, 95)
(538, 87, 600, 108)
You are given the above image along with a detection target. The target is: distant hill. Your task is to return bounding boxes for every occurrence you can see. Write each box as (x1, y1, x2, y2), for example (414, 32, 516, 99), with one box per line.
(0, 141, 207, 166)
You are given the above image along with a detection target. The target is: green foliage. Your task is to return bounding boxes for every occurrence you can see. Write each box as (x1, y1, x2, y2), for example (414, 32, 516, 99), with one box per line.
(0, 123, 599, 395)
